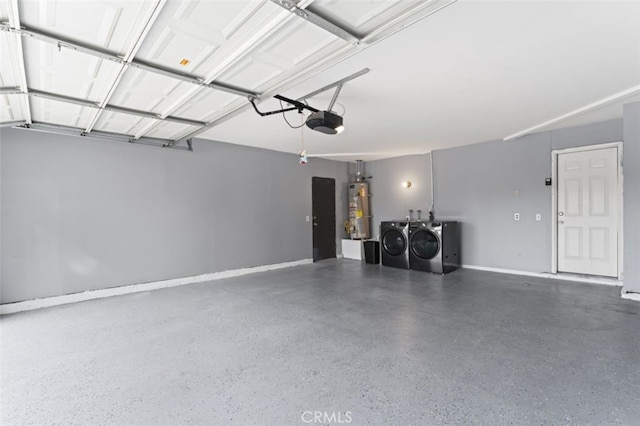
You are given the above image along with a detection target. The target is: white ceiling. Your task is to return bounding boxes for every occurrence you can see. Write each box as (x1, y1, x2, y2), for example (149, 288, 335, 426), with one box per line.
(1, 0, 639, 162)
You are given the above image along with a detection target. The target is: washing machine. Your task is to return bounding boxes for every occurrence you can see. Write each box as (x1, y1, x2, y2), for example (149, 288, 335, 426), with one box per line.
(380, 221, 410, 269)
(409, 221, 458, 273)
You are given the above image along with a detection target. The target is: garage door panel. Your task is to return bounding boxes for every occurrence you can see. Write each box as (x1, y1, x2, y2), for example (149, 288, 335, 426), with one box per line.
(172, 88, 239, 122)
(1, 94, 26, 123)
(93, 110, 156, 136)
(107, 67, 192, 114)
(30, 96, 96, 129)
(217, 18, 344, 91)
(19, 0, 158, 55)
(134, 0, 276, 77)
(23, 38, 123, 102)
(143, 120, 199, 140)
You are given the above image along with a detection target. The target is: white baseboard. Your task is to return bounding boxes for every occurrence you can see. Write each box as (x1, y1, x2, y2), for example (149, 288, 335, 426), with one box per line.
(621, 289, 640, 302)
(461, 264, 623, 287)
(0, 259, 313, 315)
(462, 264, 543, 278)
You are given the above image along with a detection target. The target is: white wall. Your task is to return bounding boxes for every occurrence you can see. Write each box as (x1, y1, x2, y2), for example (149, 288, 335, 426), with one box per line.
(0, 128, 349, 303)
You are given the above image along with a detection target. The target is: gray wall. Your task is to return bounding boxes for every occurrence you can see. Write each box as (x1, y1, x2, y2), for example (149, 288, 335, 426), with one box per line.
(352, 154, 432, 239)
(433, 118, 624, 273)
(623, 102, 640, 293)
(0, 128, 349, 304)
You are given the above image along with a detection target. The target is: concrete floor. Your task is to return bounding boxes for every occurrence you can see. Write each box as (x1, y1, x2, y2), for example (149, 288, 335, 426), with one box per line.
(1, 260, 639, 425)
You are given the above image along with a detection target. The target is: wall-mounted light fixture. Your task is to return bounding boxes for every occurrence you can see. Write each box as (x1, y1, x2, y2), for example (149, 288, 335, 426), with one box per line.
(402, 181, 412, 188)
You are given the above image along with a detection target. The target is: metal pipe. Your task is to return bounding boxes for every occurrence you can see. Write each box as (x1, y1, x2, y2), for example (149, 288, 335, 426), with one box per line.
(327, 84, 342, 112)
(355, 159, 363, 182)
(14, 121, 191, 151)
(0, 120, 25, 128)
(0, 86, 21, 94)
(6, 0, 32, 124)
(274, 94, 319, 112)
(26, 89, 206, 127)
(270, 0, 361, 44)
(296, 68, 369, 102)
(429, 152, 435, 219)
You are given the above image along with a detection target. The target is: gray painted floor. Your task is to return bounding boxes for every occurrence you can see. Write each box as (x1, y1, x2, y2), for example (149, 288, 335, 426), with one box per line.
(1, 260, 639, 425)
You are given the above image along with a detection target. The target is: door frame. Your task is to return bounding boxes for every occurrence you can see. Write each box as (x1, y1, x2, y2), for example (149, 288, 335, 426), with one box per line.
(551, 141, 624, 279)
(311, 176, 336, 262)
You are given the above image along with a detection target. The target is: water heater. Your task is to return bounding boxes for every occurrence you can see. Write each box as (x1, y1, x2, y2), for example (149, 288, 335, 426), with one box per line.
(348, 182, 370, 239)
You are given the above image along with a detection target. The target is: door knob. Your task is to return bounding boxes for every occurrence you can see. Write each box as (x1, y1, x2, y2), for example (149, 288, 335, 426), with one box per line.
(559, 211, 564, 216)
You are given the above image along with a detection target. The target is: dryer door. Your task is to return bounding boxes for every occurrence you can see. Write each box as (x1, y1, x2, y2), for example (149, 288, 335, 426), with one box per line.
(382, 229, 406, 256)
(411, 229, 439, 260)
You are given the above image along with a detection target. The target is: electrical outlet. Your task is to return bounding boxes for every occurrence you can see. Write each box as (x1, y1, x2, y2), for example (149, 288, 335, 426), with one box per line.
(536, 213, 541, 221)
(514, 213, 520, 221)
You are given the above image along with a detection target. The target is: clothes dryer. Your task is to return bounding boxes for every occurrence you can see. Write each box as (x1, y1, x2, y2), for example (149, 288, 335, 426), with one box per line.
(380, 221, 410, 269)
(409, 221, 458, 273)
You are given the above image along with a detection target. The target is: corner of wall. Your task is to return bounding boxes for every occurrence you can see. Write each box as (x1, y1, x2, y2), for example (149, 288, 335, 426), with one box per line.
(623, 102, 640, 292)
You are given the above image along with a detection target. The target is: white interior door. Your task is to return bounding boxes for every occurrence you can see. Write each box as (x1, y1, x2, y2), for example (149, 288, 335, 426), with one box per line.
(557, 146, 619, 277)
